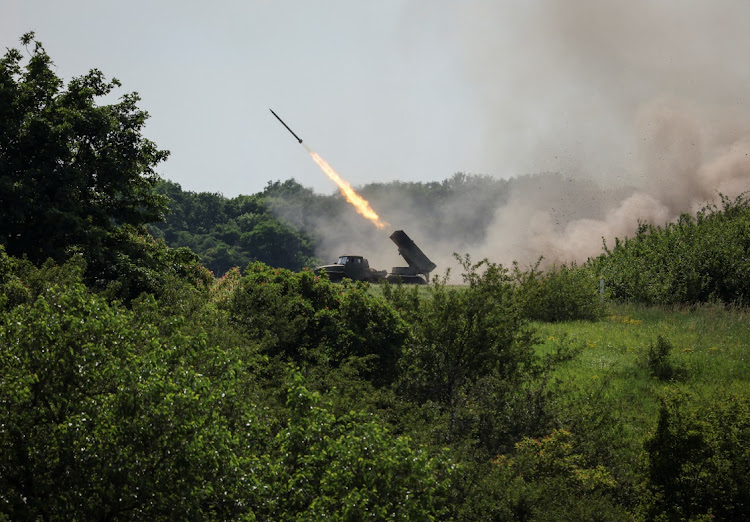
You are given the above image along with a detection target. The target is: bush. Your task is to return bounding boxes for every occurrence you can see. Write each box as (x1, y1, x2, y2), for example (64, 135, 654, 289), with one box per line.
(394, 255, 531, 405)
(593, 193, 750, 305)
(514, 260, 605, 322)
(644, 391, 750, 521)
(0, 281, 246, 519)
(0, 266, 453, 519)
(229, 262, 407, 384)
(642, 335, 687, 381)
(0, 245, 32, 310)
(453, 429, 629, 521)
(85, 224, 213, 302)
(252, 370, 455, 520)
(388, 255, 557, 457)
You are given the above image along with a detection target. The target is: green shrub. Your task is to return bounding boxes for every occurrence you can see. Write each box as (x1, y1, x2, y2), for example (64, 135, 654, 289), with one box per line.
(85, 224, 213, 302)
(394, 255, 531, 405)
(388, 255, 560, 457)
(455, 429, 630, 521)
(644, 391, 750, 521)
(643, 335, 687, 381)
(229, 262, 407, 384)
(0, 245, 32, 310)
(515, 260, 604, 322)
(0, 281, 246, 519)
(251, 370, 455, 520)
(593, 193, 750, 305)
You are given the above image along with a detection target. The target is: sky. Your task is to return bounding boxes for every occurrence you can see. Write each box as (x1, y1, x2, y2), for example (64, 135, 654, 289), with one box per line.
(2, 1, 486, 196)
(4, 1, 750, 267)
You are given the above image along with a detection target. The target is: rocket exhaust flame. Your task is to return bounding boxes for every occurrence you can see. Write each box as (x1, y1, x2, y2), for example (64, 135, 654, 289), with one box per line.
(305, 145, 388, 229)
(269, 109, 387, 229)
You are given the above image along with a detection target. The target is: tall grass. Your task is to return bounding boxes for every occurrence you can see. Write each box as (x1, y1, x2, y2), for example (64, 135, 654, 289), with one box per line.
(534, 302, 750, 434)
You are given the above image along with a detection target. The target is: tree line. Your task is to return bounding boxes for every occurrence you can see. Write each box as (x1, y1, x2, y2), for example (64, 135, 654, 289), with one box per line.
(147, 172, 517, 278)
(146, 179, 319, 276)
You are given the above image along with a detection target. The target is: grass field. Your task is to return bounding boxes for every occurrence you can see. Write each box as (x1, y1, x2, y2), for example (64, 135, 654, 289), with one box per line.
(370, 281, 750, 447)
(533, 302, 750, 442)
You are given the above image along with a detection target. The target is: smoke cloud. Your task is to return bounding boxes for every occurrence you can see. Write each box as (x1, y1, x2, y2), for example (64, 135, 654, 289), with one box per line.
(459, 0, 750, 267)
(273, 2, 750, 278)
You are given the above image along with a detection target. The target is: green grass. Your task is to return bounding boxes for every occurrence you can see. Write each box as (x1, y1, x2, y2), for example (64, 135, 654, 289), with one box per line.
(368, 281, 750, 443)
(533, 302, 750, 440)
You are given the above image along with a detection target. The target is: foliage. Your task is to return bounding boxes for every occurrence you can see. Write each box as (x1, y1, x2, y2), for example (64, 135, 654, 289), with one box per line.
(395, 255, 531, 405)
(229, 262, 407, 385)
(2, 223, 750, 519)
(549, 374, 646, 516)
(0, 245, 31, 310)
(0, 34, 215, 303)
(253, 371, 455, 520)
(147, 180, 318, 276)
(0, 255, 453, 520)
(514, 259, 605, 322)
(645, 391, 750, 521)
(643, 335, 687, 381)
(0, 278, 246, 519)
(85, 224, 213, 302)
(594, 193, 750, 305)
(0, 33, 168, 266)
(488, 429, 627, 521)
(386, 255, 557, 457)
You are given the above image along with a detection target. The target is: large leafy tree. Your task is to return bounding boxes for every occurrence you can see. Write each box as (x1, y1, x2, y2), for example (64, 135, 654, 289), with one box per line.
(0, 32, 168, 264)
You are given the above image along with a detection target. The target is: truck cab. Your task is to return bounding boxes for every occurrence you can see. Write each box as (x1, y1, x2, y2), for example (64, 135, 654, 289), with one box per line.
(314, 255, 386, 283)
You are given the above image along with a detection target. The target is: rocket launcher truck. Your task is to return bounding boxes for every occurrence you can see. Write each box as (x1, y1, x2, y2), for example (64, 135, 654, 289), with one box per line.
(314, 230, 436, 284)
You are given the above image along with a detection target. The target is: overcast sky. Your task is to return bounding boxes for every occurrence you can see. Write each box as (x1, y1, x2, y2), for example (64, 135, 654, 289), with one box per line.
(3, 1, 750, 198)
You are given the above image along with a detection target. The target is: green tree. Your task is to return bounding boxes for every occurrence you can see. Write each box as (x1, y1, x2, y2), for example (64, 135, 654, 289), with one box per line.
(593, 193, 750, 305)
(389, 256, 547, 455)
(395, 256, 532, 409)
(229, 263, 407, 384)
(0, 245, 31, 310)
(0, 277, 247, 519)
(514, 260, 604, 322)
(0, 33, 168, 265)
(148, 181, 318, 275)
(253, 371, 454, 520)
(471, 429, 627, 521)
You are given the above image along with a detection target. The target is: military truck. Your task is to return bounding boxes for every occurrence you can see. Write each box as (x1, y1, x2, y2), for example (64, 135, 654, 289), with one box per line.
(314, 230, 435, 284)
(314, 255, 387, 283)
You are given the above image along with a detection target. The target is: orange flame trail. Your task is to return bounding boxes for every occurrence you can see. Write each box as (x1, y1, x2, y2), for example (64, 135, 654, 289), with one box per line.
(306, 147, 388, 229)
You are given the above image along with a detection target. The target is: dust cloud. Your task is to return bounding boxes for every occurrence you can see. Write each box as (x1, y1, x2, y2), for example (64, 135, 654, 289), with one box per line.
(458, 0, 750, 266)
(274, 2, 750, 277)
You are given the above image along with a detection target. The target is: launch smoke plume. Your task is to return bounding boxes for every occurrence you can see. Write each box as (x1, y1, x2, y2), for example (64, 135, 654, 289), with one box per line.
(272, 2, 750, 275)
(449, 0, 750, 267)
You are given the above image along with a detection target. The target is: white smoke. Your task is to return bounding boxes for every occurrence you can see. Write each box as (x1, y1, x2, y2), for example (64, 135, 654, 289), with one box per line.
(453, 0, 750, 266)
(273, 2, 750, 277)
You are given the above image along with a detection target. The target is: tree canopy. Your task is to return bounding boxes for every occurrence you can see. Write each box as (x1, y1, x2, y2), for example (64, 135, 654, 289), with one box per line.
(147, 180, 318, 276)
(0, 32, 168, 265)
